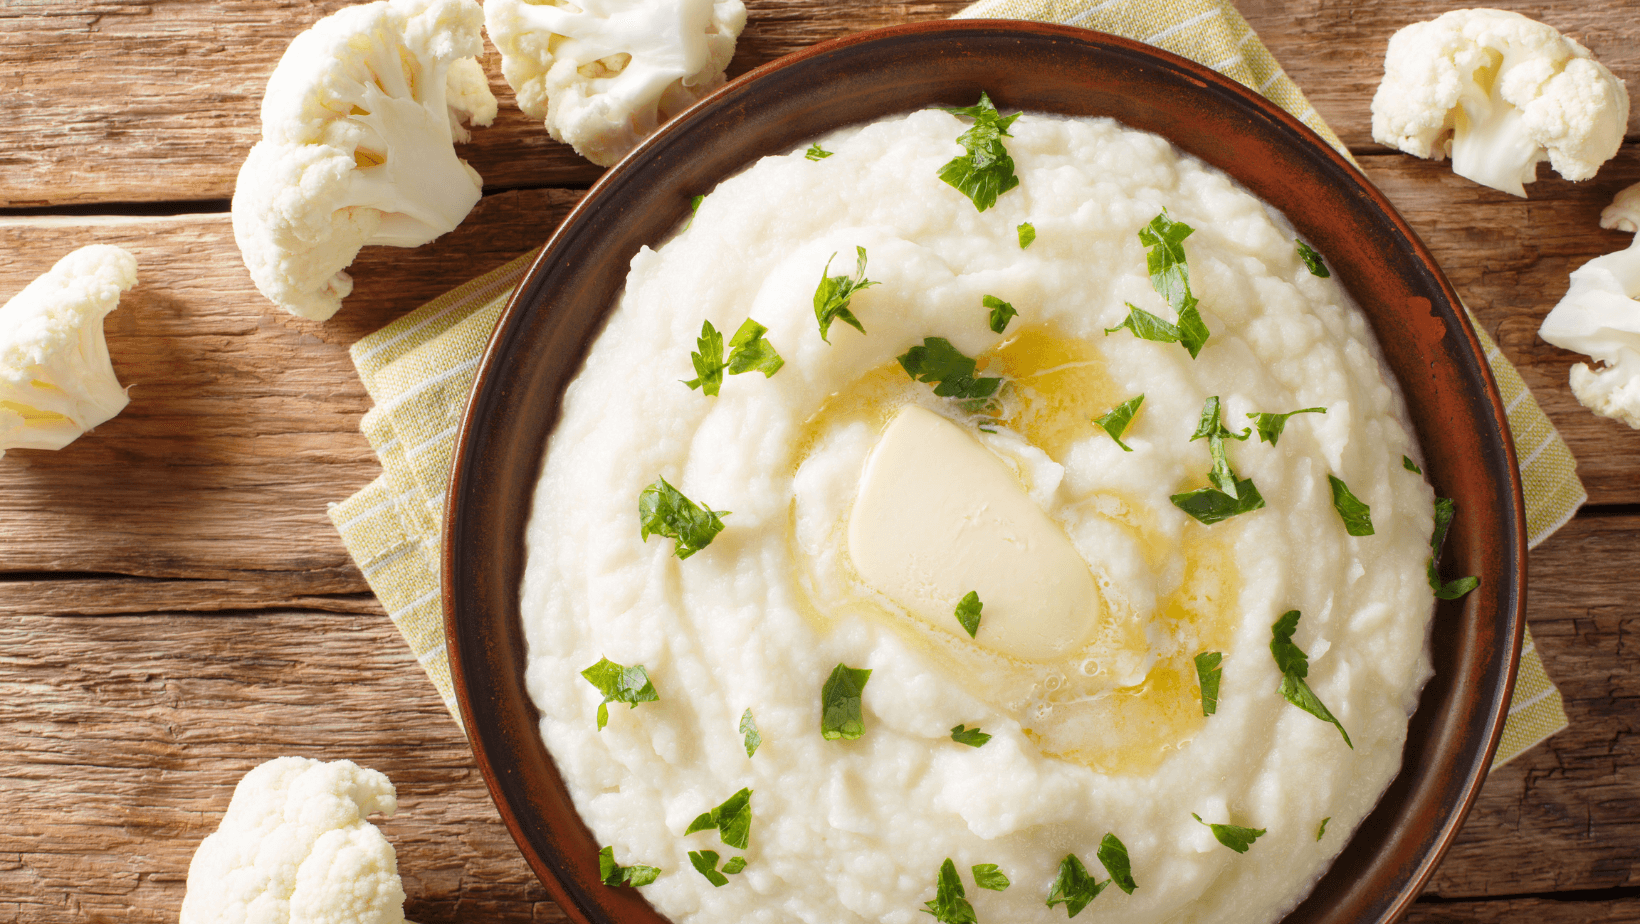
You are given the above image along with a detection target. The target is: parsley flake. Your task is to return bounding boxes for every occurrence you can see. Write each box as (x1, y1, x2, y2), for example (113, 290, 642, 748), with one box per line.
(683, 320, 726, 395)
(1192, 814, 1266, 853)
(739, 708, 761, 757)
(898, 337, 1003, 402)
(1194, 651, 1222, 716)
(954, 590, 983, 638)
(984, 295, 1018, 334)
(936, 93, 1021, 212)
(1133, 210, 1210, 357)
(726, 318, 784, 378)
(1045, 854, 1107, 918)
(580, 657, 659, 730)
(1247, 406, 1326, 445)
(639, 475, 728, 559)
(1096, 833, 1136, 894)
(1104, 303, 1183, 345)
(599, 845, 660, 887)
(689, 849, 730, 887)
(972, 863, 1010, 891)
(1093, 394, 1144, 451)
(950, 724, 992, 747)
(1403, 455, 1422, 474)
(1018, 222, 1036, 249)
(1172, 397, 1264, 524)
(805, 143, 833, 161)
(686, 787, 753, 850)
(922, 858, 977, 924)
(722, 856, 747, 874)
(1328, 475, 1375, 536)
(1270, 610, 1352, 747)
(820, 663, 872, 740)
(1429, 497, 1480, 600)
(684, 195, 704, 231)
(813, 247, 878, 342)
(1317, 817, 1330, 841)
(1295, 240, 1331, 277)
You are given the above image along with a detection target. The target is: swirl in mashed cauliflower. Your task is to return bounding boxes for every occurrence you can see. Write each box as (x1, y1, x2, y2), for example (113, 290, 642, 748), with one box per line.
(522, 108, 1437, 924)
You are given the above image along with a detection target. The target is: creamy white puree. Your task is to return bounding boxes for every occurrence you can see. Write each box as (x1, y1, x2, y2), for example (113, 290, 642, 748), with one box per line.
(522, 108, 1437, 924)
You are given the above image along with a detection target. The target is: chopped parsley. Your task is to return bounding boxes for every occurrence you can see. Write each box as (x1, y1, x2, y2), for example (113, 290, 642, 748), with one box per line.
(936, 92, 1021, 212)
(684, 194, 705, 230)
(1403, 455, 1422, 474)
(1295, 239, 1331, 277)
(683, 320, 725, 395)
(1045, 854, 1107, 918)
(686, 787, 753, 850)
(1429, 497, 1480, 600)
(972, 863, 1010, 891)
(1123, 210, 1211, 357)
(1093, 394, 1144, 451)
(1270, 610, 1352, 748)
(922, 858, 977, 924)
(813, 247, 879, 342)
(805, 143, 833, 161)
(1192, 814, 1266, 853)
(950, 724, 992, 747)
(639, 475, 728, 559)
(689, 849, 731, 887)
(599, 845, 660, 887)
(898, 337, 1003, 402)
(1247, 406, 1325, 445)
(820, 663, 872, 740)
(726, 318, 785, 378)
(1193, 651, 1222, 716)
(580, 657, 659, 730)
(723, 856, 747, 874)
(954, 590, 983, 638)
(1171, 397, 1264, 525)
(984, 295, 1018, 334)
(1328, 474, 1375, 536)
(739, 708, 761, 757)
(1018, 222, 1036, 249)
(1317, 817, 1330, 841)
(1097, 833, 1136, 894)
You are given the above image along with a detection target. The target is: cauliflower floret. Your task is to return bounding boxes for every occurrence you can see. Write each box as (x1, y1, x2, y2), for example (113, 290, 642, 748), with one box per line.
(1539, 193, 1640, 428)
(232, 0, 497, 321)
(1600, 180, 1640, 234)
(485, 0, 746, 167)
(1370, 8, 1629, 198)
(180, 757, 408, 924)
(0, 244, 137, 458)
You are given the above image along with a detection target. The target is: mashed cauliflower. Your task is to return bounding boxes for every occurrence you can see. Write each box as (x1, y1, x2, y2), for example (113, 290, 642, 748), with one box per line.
(522, 108, 1436, 924)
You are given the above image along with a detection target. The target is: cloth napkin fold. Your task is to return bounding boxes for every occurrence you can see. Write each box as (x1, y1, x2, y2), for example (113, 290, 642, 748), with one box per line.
(329, 0, 1576, 766)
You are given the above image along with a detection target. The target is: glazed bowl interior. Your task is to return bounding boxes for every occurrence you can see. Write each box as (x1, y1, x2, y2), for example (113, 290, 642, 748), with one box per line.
(444, 21, 1526, 924)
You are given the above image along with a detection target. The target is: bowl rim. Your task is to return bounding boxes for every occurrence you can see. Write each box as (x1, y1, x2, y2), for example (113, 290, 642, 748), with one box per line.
(444, 19, 1527, 924)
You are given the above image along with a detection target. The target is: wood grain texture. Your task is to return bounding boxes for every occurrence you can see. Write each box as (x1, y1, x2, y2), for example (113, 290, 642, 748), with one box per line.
(0, 188, 580, 584)
(2, 514, 1635, 922)
(5, 0, 1634, 207)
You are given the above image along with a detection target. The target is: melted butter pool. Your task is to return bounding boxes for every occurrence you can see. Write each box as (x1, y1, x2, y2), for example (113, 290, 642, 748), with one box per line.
(790, 326, 1239, 775)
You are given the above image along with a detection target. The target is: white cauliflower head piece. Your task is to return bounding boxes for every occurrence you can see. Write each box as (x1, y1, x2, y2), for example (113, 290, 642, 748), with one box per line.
(485, 0, 747, 167)
(1370, 8, 1629, 198)
(1539, 191, 1640, 428)
(180, 757, 408, 924)
(0, 244, 137, 458)
(232, 0, 498, 321)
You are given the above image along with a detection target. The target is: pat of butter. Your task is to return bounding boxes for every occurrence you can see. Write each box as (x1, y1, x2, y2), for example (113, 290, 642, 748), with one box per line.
(847, 405, 1101, 661)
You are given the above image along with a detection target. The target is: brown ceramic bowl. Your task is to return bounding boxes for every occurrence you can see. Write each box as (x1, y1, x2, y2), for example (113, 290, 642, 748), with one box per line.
(444, 20, 1526, 924)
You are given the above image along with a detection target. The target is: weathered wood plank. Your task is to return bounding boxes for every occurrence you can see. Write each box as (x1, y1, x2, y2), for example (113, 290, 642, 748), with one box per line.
(1406, 896, 1640, 924)
(1428, 512, 1640, 898)
(4, 0, 1635, 207)
(1, 513, 1635, 921)
(0, 575, 383, 617)
(0, 188, 580, 582)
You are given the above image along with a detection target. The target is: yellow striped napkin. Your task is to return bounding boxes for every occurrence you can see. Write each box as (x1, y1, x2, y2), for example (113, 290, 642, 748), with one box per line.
(330, 0, 1577, 764)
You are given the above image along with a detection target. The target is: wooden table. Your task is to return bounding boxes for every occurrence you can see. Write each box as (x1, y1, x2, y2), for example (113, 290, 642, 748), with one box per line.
(3, 0, 1637, 920)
